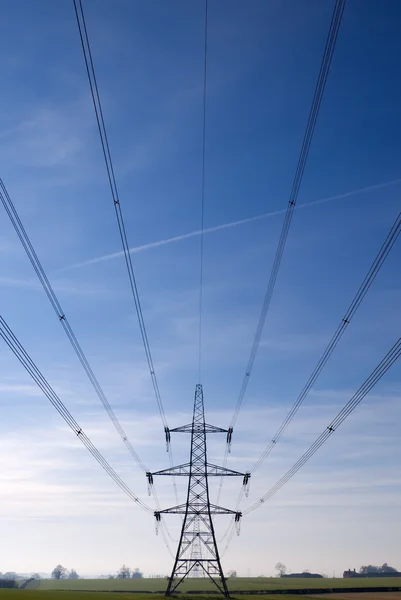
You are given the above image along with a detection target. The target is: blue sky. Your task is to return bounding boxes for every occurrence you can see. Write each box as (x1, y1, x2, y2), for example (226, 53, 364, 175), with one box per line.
(0, 0, 400, 578)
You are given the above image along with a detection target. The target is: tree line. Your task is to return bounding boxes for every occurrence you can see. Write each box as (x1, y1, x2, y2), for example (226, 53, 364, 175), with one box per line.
(274, 562, 399, 577)
(359, 564, 399, 575)
(51, 564, 143, 580)
(51, 566, 80, 580)
(108, 565, 143, 579)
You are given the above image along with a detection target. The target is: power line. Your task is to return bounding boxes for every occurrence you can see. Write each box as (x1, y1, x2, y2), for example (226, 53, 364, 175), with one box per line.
(1, 303, 179, 551)
(72, 0, 179, 504)
(217, 0, 346, 504)
(1, 177, 177, 548)
(0, 177, 147, 474)
(223, 210, 400, 531)
(251, 210, 401, 474)
(1, 145, 177, 543)
(0, 314, 152, 514)
(198, 0, 208, 383)
(73, 0, 167, 429)
(220, 521, 236, 558)
(230, 0, 346, 431)
(244, 333, 401, 515)
(160, 521, 175, 559)
(217, 516, 235, 543)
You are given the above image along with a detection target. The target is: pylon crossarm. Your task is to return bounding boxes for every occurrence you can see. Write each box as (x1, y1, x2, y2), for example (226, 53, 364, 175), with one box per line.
(206, 462, 245, 476)
(170, 423, 228, 434)
(204, 423, 228, 433)
(208, 503, 239, 514)
(152, 463, 191, 476)
(152, 462, 245, 478)
(160, 502, 236, 515)
(159, 503, 187, 514)
(169, 423, 193, 433)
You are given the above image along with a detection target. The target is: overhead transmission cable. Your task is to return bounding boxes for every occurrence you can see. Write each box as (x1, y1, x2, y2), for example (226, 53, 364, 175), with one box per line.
(217, 516, 235, 543)
(160, 522, 175, 559)
(250, 211, 401, 474)
(222, 211, 400, 533)
(0, 178, 147, 474)
(217, 0, 346, 503)
(244, 333, 401, 515)
(231, 0, 346, 430)
(220, 521, 236, 558)
(0, 315, 152, 514)
(73, 0, 179, 503)
(198, 0, 208, 383)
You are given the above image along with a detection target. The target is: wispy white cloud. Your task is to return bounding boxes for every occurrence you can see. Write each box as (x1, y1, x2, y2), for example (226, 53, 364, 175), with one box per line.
(1, 382, 400, 573)
(60, 178, 401, 271)
(0, 104, 88, 171)
(0, 275, 114, 296)
(0, 236, 20, 256)
(0, 383, 43, 396)
(0, 396, 397, 510)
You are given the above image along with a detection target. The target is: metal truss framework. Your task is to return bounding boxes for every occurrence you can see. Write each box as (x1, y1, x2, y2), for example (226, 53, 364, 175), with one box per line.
(151, 384, 249, 597)
(189, 516, 204, 578)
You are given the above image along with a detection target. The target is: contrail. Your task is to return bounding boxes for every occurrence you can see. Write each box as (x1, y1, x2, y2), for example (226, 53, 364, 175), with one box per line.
(62, 178, 401, 271)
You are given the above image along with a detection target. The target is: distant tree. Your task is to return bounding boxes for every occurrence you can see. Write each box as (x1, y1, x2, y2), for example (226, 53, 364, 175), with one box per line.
(359, 565, 394, 575)
(51, 565, 67, 580)
(358, 565, 398, 575)
(227, 570, 237, 578)
(2, 572, 18, 580)
(0, 579, 17, 589)
(108, 575, 115, 579)
(117, 565, 131, 579)
(68, 569, 79, 580)
(31, 574, 41, 580)
(302, 569, 310, 574)
(131, 568, 143, 579)
(381, 564, 398, 574)
(360, 565, 379, 575)
(275, 562, 287, 577)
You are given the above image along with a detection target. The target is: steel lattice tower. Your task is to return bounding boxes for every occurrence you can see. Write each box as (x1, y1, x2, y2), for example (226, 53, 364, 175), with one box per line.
(150, 384, 248, 597)
(189, 517, 204, 577)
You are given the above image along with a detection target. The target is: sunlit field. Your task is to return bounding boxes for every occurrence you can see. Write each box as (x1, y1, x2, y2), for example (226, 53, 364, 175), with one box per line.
(22, 576, 401, 593)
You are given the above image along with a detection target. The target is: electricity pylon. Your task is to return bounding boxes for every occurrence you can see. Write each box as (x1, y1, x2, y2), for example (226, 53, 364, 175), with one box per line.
(149, 384, 249, 597)
(189, 517, 204, 577)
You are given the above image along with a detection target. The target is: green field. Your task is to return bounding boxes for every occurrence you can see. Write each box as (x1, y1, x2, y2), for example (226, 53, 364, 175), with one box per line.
(0, 593, 333, 600)
(1, 578, 401, 600)
(0, 593, 314, 600)
(23, 576, 401, 593)
(0, 594, 161, 600)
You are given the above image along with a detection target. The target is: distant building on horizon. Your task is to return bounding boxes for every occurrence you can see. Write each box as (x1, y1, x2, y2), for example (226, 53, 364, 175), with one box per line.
(343, 569, 401, 579)
(343, 569, 362, 578)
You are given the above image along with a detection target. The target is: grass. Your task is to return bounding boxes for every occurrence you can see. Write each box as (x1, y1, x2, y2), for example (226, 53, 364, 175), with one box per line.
(27, 577, 401, 593)
(0, 593, 311, 600)
(1, 580, 401, 600)
(1, 589, 401, 600)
